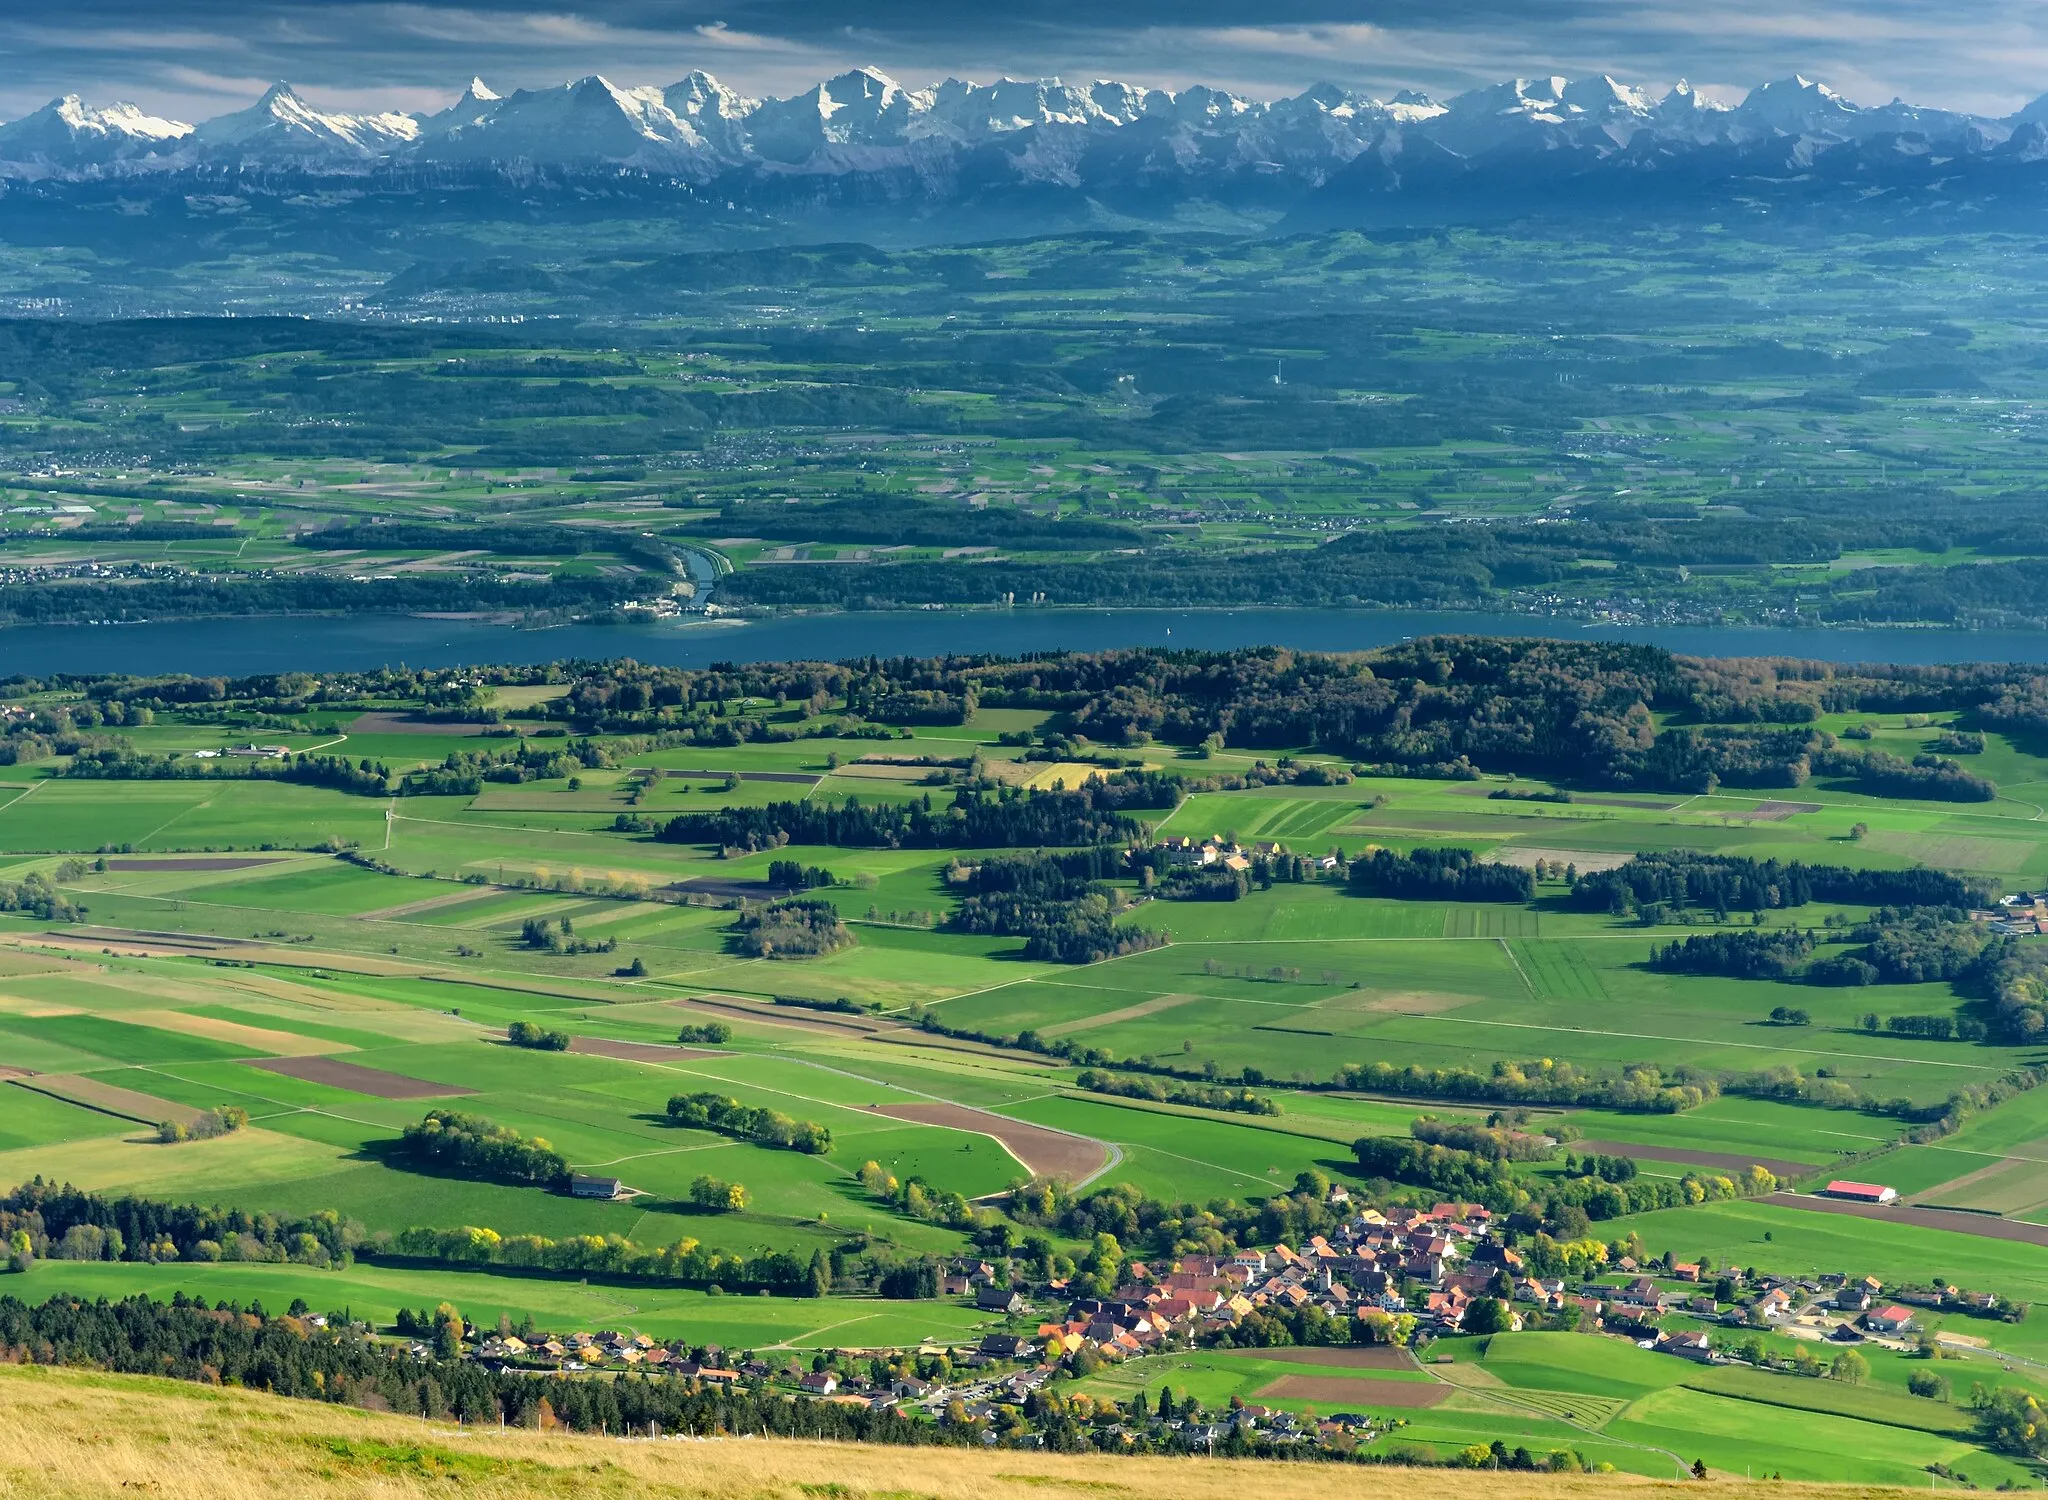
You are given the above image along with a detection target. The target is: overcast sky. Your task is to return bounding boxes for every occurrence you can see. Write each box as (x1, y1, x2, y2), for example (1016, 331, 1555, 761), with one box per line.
(5, 0, 2046, 124)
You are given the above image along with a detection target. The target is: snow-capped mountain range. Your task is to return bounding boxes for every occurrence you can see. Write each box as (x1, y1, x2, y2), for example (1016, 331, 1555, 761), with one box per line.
(5, 68, 2048, 230)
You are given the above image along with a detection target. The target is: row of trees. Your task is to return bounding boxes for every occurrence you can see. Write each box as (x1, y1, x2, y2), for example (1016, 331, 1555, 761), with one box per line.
(664, 1092, 833, 1154)
(393, 1111, 569, 1188)
(386, 1222, 828, 1294)
(1570, 852, 1990, 917)
(1347, 847, 1535, 902)
(0, 1181, 364, 1268)
(1072, 1071, 1280, 1115)
(661, 778, 1178, 853)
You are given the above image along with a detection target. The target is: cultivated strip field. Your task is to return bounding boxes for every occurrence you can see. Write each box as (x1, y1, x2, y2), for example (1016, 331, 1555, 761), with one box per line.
(867, 1101, 1111, 1182)
(246, 1056, 477, 1099)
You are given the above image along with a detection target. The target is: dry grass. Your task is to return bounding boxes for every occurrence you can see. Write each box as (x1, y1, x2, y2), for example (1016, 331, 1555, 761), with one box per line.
(0, 1363, 1936, 1500)
(116, 1009, 353, 1057)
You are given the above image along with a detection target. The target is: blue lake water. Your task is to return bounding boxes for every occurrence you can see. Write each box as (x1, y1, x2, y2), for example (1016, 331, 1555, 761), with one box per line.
(11, 609, 2048, 675)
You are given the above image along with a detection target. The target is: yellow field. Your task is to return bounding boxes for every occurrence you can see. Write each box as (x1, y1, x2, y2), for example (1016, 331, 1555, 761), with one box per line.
(115, 1008, 354, 1056)
(1020, 762, 1107, 790)
(0, 1361, 1934, 1500)
(0, 992, 80, 1017)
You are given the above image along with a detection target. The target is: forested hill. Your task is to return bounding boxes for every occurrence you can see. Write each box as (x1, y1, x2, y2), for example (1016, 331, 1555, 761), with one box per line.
(25, 637, 2048, 796)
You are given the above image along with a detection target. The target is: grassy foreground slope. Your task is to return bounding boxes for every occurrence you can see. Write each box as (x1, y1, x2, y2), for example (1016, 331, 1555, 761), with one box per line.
(0, 1362, 1938, 1500)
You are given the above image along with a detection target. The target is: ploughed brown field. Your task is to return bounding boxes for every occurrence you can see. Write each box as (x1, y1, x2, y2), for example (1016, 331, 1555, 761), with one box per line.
(1255, 1374, 1449, 1407)
(1241, 1345, 1419, 1370)
(1767, 1191, 2048, 1248)
(865, 1101, 1109, 1182)
(672, 995, 890, 1036)
(11, 1074, 204, 1128)
(345, 711, 491, 736)
(1574, 1139, 1815, 1181)
(565, 1036, 729, 1062)
(245, 1056, 476, 1100)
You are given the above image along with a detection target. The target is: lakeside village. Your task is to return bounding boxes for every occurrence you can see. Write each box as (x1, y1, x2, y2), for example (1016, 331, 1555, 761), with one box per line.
(418, 1197, 2020, 1455)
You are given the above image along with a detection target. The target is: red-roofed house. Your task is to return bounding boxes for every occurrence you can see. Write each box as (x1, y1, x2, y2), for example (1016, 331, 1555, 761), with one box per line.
(1866, 1305, 1917, 1334)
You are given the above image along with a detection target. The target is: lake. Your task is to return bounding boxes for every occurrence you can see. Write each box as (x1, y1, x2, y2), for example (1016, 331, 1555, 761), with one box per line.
(12, 609, 2048, 676)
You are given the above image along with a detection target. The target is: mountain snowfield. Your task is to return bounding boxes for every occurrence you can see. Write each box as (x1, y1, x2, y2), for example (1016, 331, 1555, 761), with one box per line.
(0, 68, 2034, 172)
(5, 67, 2048, 232)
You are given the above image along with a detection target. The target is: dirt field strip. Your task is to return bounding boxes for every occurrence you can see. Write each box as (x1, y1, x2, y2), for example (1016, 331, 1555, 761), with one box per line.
(116, 1008, 353, 1057)
(1254, 1375, 1448, 1407)
(103, 857, 296, 872)
(8, 923, 447, 978)
(1574, 1138, 1817, 1182)
(672, 995, 895, 1037)
(12, 1074, 203, 1128)
(864, 1101, 1109, 1183)
(1479, 846, 1635, 872)
(1319, 988, 1478, 1016)
(346, 711, 489, 736)
(354, 886, 511, 921)
(565, 1036, 731, 1063)
(0, 993, 81, 1018)
(0, 949, 82, 979)
(1039, 992, 1203, 1038)
(246, 1056, 476, 1100)
(1766, 1191, 2048, 1247)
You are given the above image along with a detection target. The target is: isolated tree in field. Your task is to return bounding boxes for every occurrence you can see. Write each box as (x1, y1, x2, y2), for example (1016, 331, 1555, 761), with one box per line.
(1830, 1349, 1869, 1385)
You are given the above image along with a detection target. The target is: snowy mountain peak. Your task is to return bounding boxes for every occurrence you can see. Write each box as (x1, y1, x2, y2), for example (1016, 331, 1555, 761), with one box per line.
(664, 71, 755, 122)
(1739, 74, 1863, 134)
(465, 77, 501, 104)
(45, 94, 190, 141)
(1562, 75, 1652, 116)
(0, 93, 192, 168)
(197, 80, 419, 155)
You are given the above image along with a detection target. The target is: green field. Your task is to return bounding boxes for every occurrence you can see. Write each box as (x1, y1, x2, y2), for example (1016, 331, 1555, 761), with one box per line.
(1, 652, 2047, 1486)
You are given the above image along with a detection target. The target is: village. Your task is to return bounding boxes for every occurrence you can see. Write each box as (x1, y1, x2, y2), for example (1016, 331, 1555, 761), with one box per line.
(438, 1196, 2017, 1453)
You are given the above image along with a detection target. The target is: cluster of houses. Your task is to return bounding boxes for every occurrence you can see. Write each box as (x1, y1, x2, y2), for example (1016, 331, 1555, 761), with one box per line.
(1033, 1203, 1517, 1361)
(1149, 836, 1342, 875)
(188, 743, 291, 761)
(1980, 893, 2048, 936)
(445, 1199, 2009, 1434)
(466, 1328, 748, 1378)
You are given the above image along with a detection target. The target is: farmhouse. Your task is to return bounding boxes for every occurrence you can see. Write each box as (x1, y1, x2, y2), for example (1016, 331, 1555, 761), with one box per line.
(1652, 1329, 1716, 1363)
(570, 1174, 625, 1199)
(1865, 1305, 1917, 1334)
(1821, 1180, 1898, 1205)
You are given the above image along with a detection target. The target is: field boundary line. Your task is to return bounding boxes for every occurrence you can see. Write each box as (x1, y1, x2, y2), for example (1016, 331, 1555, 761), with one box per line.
(0, 779, 47, 818)
(132, 791, 220, 849)
(1499, 936, 1534, 997)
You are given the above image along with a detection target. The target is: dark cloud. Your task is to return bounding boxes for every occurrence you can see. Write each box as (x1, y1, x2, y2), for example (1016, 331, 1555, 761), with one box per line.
(3, 0, 2042, 123)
